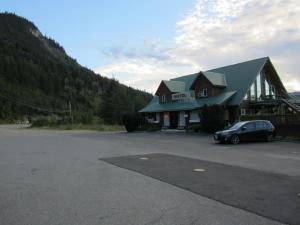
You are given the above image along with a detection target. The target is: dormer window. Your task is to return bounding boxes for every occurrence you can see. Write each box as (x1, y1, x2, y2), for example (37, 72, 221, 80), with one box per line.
(161, 95, 166, 102)
(198, 88, 208, 97)
(240, 108, 246, 115)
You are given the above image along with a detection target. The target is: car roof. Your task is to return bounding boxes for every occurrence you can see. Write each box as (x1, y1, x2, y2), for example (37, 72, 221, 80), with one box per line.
(244, 120, 270, 123)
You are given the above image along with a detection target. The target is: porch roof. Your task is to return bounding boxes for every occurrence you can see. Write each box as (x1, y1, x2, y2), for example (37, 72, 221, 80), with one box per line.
(140, 91, 236, 113)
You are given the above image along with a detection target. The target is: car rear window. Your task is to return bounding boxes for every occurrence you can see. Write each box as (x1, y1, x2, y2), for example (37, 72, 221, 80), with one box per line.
(266, 121, 274, 129)
(256, 121, 267, 129)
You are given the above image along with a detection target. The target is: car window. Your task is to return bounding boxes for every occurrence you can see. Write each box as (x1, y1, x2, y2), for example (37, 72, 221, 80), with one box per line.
(244, 122, 255, 130)
(268, 122, 274, 128)
(256, 121, 267, 129)
(229, 122, 247, 130)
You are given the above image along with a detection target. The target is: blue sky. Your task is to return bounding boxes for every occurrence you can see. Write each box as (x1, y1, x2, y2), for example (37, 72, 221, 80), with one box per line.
(1, 0, 300, 92)
(0, 0, 194, 68)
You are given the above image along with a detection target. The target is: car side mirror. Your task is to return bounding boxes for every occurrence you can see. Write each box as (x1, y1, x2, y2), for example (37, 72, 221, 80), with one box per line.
(241, 126, 246, 131)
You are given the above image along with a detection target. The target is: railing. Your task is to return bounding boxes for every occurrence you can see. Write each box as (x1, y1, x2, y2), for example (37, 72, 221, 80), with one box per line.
(260, 94, 289, 101)
(241, 114, 300, 125)
(251, 94, 300, 112)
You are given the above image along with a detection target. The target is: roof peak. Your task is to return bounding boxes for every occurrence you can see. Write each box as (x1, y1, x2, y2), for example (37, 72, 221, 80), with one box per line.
(168, 57, 269, 81)
(206, 57, 269, 72)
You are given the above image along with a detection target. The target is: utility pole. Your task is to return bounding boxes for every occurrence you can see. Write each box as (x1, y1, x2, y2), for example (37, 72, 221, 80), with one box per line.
(68, 101, 73, 123)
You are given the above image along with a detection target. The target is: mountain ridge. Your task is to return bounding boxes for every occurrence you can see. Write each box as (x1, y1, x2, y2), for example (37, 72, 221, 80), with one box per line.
(0, 12, 152, 123)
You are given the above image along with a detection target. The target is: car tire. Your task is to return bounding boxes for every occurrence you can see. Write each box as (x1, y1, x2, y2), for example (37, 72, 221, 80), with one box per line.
(231, 134, 240, 144)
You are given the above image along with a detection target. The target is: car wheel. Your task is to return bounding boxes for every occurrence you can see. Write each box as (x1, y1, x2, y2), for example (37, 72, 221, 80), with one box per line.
(231, 134, 240, 144)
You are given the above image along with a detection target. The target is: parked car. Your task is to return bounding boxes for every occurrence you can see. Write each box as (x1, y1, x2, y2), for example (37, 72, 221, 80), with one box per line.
(214, 120, 276, 144)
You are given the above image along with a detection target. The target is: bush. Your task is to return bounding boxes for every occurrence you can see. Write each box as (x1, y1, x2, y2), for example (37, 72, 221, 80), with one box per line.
(200, 105, 225, 133)
(240, 115, 268, 121)
(186, 124, 202, 133)
(122, 113, 141, 132)
(30, 116, 67, 127)
(145, 124, 162, 132)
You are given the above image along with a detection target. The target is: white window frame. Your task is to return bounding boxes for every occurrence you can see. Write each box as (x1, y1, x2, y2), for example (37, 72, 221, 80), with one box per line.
(198, 88, 208, 97)
(240, 108, 246, 116)
(161, 95, 166, 102)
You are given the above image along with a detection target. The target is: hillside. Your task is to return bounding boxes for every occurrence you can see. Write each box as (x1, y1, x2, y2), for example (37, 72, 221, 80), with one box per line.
(0, 12, 152, 124)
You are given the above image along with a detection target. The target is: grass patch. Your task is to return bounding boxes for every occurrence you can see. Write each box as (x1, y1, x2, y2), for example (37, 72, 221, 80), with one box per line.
(30, 123, 125, 132)
(0, 119, 16, 124)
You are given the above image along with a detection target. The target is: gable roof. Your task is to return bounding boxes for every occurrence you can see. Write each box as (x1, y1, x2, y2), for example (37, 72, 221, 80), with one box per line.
(201, 71, 227, 87)
(162, 80, 185, 93)
(208, 57, 268, 105)
(171, 73, 198, 91)
(140, 57, 286, 112)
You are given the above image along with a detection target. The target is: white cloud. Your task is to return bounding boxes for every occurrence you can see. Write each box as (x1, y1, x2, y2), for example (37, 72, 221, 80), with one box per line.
(95, 0, 300, 92)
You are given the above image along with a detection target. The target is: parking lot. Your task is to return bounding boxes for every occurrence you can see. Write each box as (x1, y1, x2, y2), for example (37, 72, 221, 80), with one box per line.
(0, 125, 299, 225)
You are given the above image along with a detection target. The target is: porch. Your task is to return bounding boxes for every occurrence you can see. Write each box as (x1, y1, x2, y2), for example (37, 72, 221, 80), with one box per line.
(145, 110, 201, 130)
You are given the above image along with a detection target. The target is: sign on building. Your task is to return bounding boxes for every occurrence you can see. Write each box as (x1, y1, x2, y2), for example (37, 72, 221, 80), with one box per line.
(172, 92, 190, 101)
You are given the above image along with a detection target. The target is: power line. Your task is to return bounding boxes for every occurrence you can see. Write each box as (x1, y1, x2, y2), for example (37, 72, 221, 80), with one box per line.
(0, 91, 69, 114)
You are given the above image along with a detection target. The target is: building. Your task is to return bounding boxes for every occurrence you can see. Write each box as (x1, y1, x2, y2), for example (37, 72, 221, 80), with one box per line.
(140, 57, 300, 129)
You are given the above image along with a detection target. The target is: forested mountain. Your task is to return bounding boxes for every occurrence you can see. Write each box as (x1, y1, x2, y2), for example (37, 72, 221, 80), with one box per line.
(0, 12, 152, 124)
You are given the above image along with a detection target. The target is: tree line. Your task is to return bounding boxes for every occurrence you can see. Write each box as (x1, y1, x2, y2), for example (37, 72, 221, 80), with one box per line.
(0, 12, 152, 124)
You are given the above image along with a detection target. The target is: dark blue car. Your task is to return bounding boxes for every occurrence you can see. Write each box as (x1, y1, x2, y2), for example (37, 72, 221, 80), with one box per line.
(214, 120, 276, 144)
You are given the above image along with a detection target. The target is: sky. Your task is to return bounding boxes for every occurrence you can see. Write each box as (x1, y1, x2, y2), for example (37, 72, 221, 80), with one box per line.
(1, 0, 300, 93)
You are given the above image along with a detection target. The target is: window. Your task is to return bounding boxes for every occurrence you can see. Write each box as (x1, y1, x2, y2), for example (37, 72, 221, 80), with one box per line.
(161, 95, 166, 102)
(147, 113, 159, 124)
(250, 82, 256, 100)
(256, 73, 262, 99)
(265, 79, 270, 96)
(189, 110, 200, 123)
(271, 85, 276, 96)
(256, 121, 267, 129)
(240, 108, 246, 115)
(198, 88, 208, 97)
(244, 122, 255, 130)
(155, 112, 160, 123)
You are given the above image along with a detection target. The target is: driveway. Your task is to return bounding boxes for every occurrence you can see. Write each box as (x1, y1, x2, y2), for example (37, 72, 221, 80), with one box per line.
(0, 125, 299, 225)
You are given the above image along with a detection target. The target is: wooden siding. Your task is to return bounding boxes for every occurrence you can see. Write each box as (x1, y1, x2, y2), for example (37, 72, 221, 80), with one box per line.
(192, 74, 223, 98)
(155, 82, 172, 103)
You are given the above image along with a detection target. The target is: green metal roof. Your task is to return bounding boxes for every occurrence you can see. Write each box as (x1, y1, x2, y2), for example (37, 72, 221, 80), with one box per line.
(208, 57, 268, 105)
(201, 71, 227, 87)
(140, 91, 236, 112)
(162, 80, 185, 93)
(140, 57, 276, 112)
(171, 73, 198, 91)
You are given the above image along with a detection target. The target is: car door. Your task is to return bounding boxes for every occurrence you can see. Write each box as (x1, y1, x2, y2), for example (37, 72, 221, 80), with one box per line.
(255, 121, 267, 140)
(240, 122, 256, 141)
(248, 122, 258, 141)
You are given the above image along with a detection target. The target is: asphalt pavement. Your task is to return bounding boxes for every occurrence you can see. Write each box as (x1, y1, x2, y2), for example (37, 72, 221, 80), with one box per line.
(1, 125, 299, 225)
(102, 153, 300, 225)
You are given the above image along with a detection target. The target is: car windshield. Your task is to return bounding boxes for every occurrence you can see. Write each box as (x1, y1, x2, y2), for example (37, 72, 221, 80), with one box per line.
(228, 122, 247, 130)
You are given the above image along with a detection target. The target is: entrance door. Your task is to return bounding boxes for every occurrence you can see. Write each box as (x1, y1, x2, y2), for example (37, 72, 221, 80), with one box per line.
(163, 112, 170, 127)
(179, 111, 186, 128)
(169, 111, 178, 129)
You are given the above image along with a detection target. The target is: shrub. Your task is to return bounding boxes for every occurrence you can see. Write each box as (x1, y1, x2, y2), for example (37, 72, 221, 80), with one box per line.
(146, 123, 162, 132)
(240, 115, 267, 121)
(186, 124, 202, 133)
(31, 116, 58, 127)
(122, 113, 141, 132)
(200, 105, 225, 133)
